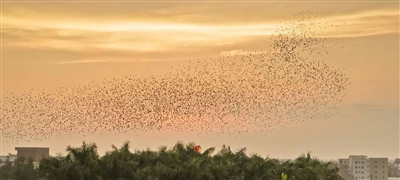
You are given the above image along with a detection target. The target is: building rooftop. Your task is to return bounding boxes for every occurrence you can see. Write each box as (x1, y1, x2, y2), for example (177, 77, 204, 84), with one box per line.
(349, 155, 368, 157)
(15, 147, 49, 149)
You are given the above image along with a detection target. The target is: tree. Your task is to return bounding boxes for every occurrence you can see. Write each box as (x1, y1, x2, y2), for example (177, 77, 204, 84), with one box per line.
(100, 141, 139, 180)
(64, 141, 102, 180)
(13, 156, 38, 180)
(38, 154, 71, 180)
(34, 141, 344, 180)
(0, 159, 15, 180)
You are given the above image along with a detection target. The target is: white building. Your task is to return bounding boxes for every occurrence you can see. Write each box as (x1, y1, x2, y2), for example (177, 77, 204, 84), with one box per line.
(0, 154, 17, 167)
(338, 155, 389, 180)
(349, 155, 370, 180)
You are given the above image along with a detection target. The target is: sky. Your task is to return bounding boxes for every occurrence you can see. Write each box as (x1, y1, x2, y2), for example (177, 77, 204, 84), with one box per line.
(0, 1, 399, 160)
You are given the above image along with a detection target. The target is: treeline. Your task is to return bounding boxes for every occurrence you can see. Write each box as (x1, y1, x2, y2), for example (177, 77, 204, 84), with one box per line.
(0, 141, 343, 180)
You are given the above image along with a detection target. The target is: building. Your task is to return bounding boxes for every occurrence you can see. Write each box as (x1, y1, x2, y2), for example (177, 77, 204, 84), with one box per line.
(15, 147, 50, 168)
(338, 155, 389, 180)
(329, 161, 339, 170)
(394, 159, 400, 168)
(0, 154, 17, 167)
(339, 158, 350, 180)
(349, 155, 370, 180)
(388, 163, 400, 177)
(15, 147, 49, 162)
(370, 158, 388, 180)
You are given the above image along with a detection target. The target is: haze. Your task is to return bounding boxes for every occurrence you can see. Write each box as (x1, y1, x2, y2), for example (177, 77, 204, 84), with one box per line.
(1, 1, 399, 160)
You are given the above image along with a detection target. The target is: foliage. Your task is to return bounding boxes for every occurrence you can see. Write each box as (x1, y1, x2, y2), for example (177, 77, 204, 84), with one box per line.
(0, 141, 343, 180)
(0, 156, 38, 180)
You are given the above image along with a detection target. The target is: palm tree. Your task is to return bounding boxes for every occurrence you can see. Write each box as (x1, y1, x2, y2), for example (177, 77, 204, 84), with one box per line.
(289, 152, 343, 180)
(0, 158, 15, 180)
(100, 141, 139, 180)
(38, 154, 70, 180)
(32, 141, 345, 180)
(64, 141, 102, 180)
(13, 156, 39, 180)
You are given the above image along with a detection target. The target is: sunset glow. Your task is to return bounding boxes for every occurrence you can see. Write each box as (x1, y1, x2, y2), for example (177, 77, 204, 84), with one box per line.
(1, 1, 398, 160)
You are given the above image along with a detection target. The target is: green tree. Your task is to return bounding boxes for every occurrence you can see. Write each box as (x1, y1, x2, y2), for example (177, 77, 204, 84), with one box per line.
(38, 154, 71, 180)
(0, 159, 15, 180)
(64, 141, 102, 180)
(13, 156, 38, 180)
(100, 141, 139, 180)
(34, 141, 344, 180)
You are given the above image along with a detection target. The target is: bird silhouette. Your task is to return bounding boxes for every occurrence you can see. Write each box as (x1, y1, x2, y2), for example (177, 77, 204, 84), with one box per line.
(0, 12, 350, 143)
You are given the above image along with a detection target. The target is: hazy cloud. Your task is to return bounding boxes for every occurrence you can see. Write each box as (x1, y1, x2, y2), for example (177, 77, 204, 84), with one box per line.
(2, 3, 398, 65)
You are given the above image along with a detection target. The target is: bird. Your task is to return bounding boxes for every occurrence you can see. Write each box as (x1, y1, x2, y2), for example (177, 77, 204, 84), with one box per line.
(0, 11, 350, 144)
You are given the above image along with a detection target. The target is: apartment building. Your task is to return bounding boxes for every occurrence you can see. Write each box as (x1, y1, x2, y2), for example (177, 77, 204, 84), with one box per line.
(388, 163, 400, 177)
(338, 155, 388, 180)
(370, 158, 388, 180)
(394, 159, 400, 168)
(339, 158, 351, 180)
(349, 155, 370, 180)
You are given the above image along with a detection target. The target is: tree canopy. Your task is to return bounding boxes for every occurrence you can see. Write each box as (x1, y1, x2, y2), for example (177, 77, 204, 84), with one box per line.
(0, 141, 343, 180)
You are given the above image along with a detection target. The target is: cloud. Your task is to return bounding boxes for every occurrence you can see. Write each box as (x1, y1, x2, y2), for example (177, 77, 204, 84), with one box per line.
(53, 59, 118, 65)
(219, 49, 265, 56)
(324, 9, 399, 38)
(48, 57, 189, 65)
(342, 102, 399, 112)
(2, 2, 396, 25)
(2, 5, 398, 63)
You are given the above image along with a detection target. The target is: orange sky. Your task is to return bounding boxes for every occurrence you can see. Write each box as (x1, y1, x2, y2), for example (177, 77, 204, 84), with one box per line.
(1, 1, 399, 159)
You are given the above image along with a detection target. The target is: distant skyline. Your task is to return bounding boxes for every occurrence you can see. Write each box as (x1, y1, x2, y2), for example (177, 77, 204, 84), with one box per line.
(1, 1, 399, 159)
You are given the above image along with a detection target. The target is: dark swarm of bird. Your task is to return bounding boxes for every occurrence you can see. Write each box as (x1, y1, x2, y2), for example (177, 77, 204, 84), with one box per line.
(0, 12, 350, 144)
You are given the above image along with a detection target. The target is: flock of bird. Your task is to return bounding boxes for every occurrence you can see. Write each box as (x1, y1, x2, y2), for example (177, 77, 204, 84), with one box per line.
(0, 12, 350, 143)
